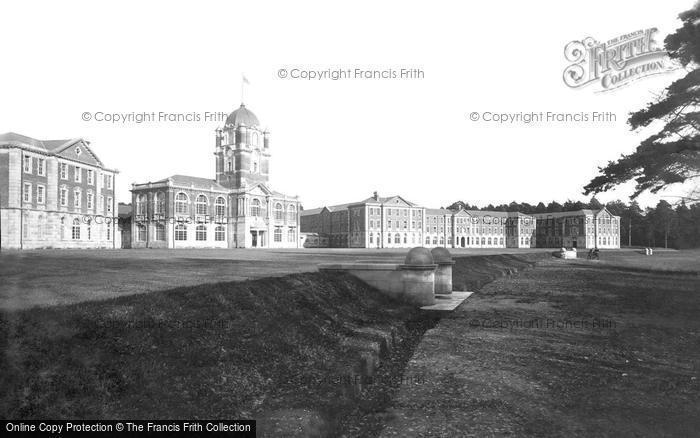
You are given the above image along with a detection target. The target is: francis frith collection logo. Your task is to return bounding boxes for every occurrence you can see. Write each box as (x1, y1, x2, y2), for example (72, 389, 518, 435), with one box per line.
(563, 27, 678, 92)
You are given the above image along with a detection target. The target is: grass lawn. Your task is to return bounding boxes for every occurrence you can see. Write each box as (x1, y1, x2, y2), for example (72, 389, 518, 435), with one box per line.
(379, 250, 700, 437)
(0, 247, 552, 310)
(1, 248, 698, 436)
(0, 251, 547, 436)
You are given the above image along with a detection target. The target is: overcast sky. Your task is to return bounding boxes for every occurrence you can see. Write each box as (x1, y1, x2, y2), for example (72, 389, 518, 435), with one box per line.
(2, 0, 695, 209)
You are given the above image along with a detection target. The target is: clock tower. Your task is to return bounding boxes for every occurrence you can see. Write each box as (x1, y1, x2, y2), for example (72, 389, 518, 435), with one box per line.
(215, 103, 271, 189)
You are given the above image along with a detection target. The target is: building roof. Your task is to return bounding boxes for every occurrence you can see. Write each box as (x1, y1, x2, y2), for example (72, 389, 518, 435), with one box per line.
(0, 132, 111, 169)
(300, 207, 324, 216)
(151, 174, 228, 191)
(532, 208, 617, 219)
(302, 194, 419, 216)
(425, 208, 452, 215)
(464, 209, 510, 217)
(507, 211, 536, 217)
(225, 103, 260, 127)
(362, 195, 419, 207)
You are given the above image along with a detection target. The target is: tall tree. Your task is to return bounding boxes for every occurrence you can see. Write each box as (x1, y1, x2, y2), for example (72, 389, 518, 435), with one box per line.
(584, 4, 700, 199)
(547, 201, 564, 212)
(652, 200, 677, 248)
(589, 197, 604, 210)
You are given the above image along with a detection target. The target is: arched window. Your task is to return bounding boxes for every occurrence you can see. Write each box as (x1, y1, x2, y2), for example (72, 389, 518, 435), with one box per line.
(481, 237, 486, 245)
(156, 223, 165, 241)
(227, 160, 233, 172)
(72, 218, 81, 240)
(175, 224, 187, 241)
(252, 132, 259, 147)
(403, 234, 408, 244)
(196, 224, 207, 241)
(439, 236, 444, 245)
(137, 223, 146, 241)
(499, 238, 504, 245)
(394, 233, 400, 244)
(136, 194, 146, 215)
(274, 203, 283, 220)
(154, 192, 165, 215)
(196, 195, 208, 215)
(488, 238, 492, 245)
(287, 204, 296, 222)
(175, 193, 188, 215)
(215, 197, 226, 217)
(432, 237, 438, 245)
(251, 198, 261, 216)
(215, 225, 225, 241)
(425, 236, 430, 244)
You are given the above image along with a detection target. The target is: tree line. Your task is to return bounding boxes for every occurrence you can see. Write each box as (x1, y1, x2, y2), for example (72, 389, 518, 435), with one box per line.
(446, 199, 700, 249)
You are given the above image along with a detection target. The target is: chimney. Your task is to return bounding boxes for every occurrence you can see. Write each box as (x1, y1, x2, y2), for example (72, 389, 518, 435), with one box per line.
(373, 191, 379, 201)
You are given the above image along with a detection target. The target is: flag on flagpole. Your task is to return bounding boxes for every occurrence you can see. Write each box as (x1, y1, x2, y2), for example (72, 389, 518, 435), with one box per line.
(242, 74, 250, 85)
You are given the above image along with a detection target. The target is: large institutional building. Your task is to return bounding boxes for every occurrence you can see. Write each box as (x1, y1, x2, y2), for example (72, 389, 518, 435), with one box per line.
(300, 193, 620, 250)
(130, 103, 301, 248)
(0, 132, 118, 249)
(1, 103, 621, 251)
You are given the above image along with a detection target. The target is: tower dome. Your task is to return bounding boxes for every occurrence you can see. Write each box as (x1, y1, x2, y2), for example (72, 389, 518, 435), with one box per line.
(225, 103, 260, 127)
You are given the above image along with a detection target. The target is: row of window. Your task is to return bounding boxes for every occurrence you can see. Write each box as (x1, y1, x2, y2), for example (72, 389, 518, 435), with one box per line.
(159, 193, 297, 219)
(367, 232, 508, 246)
(136, 224, 226, 242)
(137, 224, 297, 243)
(220, 130, 262, 147)
(273, 227, 297, 243)
(367, 219, 507, 235)
(23, 156, 47, 176)
(23, 156, 113, 189)
(22, 184, 112, 211)
(222, 156, 261, 173)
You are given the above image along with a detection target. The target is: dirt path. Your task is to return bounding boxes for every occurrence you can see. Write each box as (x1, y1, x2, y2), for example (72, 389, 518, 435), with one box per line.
(377, 258, 700, 437)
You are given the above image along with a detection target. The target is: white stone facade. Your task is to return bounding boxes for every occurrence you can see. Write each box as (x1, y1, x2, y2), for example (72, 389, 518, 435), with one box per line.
(130, 103, 300, 249)
(0, 133, 118, 250)
(301, 194, 619, 250)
